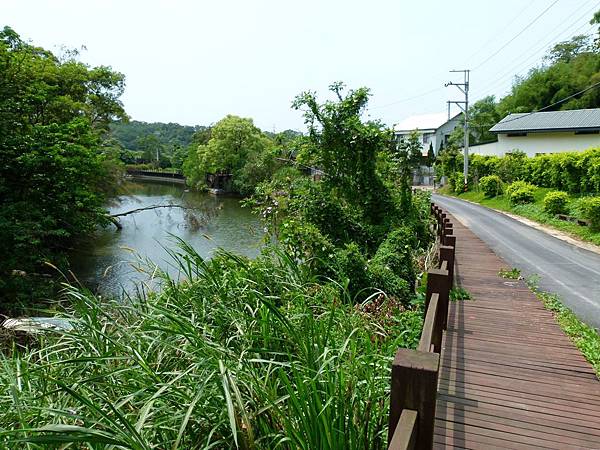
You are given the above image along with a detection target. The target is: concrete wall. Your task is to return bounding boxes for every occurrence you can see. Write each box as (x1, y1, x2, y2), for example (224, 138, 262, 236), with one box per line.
(469, 131, 600, 157)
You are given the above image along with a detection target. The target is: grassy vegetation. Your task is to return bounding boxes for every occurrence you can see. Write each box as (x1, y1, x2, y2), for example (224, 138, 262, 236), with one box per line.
(449, 287, 472, 302)
(439, 186, 600, 246)
(498, 267, 522, 279)
(526, 276, 600, 378)
(0, 243, 424, 449)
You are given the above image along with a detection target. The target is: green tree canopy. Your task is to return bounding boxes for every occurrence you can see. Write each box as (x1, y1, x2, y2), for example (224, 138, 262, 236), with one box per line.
(0, 26, 126, 309)
(183, 115, 277, 195)
(292, 82, 393, 222)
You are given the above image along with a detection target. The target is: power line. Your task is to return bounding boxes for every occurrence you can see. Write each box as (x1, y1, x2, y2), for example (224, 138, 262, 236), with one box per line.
(473, 0, 561, 70)
(472, 22, 597, 100)
(462, 0, 537, 65)
(471, 1, 600, 98)
(368, 87, 444, 110)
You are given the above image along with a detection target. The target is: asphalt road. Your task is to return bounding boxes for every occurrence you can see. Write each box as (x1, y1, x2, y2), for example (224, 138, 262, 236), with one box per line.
(432, 194, 600, 330)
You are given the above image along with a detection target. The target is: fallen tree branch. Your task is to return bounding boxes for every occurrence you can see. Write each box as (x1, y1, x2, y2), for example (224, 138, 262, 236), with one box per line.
(106, 204, 200, 231)
(110, 204, 193, 218)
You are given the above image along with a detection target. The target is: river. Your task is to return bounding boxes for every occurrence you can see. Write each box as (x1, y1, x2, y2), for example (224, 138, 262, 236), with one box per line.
(72, 179, 264, 296)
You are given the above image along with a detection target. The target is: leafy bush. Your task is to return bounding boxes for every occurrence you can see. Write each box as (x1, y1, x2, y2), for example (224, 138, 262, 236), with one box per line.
(479, 175, 503, 198)
(368, 226, 417, 302)
(580, 197, 600, 231)
(496, 150, 529, 183)
(506, 181, 536, 204)
(333, 242, 371, 301)
(450, 287, 472, 301)
(543, 191, 569, 215)
(449, 172, 467, 193)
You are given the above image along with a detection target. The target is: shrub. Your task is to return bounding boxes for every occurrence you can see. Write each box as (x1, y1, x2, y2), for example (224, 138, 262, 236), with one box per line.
(543, 191, 569, 215)
(479, 175, 503, 198)
(496, 150, 529, 183)
(368, 227, 417, 302)
(506, 181, 536, 205)
(334, 243, 371, 301)
(449, 172, 467, 193)
(580, 197, 600, 231)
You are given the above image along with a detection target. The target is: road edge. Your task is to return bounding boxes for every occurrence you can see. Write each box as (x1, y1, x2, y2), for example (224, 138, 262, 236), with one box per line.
(434, 193, 600, 256)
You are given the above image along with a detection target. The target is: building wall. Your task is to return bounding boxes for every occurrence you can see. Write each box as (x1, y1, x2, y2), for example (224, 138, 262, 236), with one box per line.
(469, 131, 600, 157)
(434, 115, 462, 154)
(395, 129, 436, 155)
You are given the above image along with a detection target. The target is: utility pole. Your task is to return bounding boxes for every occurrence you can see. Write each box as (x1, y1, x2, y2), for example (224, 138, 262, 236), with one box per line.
(445, 69, 470, 189)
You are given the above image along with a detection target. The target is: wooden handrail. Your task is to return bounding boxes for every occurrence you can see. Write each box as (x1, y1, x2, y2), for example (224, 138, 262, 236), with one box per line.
(389, 409, 418, 450)
(418, 293, 440, 352)
(388, 202, 455, 450)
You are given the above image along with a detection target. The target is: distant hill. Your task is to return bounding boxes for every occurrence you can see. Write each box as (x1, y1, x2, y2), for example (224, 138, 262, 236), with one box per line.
(110, 121, 207, 151)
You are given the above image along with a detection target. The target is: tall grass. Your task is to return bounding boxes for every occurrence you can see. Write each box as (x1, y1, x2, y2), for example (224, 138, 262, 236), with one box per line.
(0, 242, 422, 449)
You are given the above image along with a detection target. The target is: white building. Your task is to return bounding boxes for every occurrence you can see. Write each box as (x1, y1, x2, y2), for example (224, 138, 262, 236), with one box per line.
(470, 109, 600, 157)
(393, 112, 462, 155)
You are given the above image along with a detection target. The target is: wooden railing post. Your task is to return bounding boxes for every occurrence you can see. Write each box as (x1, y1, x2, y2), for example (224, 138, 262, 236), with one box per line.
(389, 349, 439, 450)
(425, 265, 450, 351)
(442, 226, 453, 246)
(439, 245, 455, 290)
(444, 235, 456, 249)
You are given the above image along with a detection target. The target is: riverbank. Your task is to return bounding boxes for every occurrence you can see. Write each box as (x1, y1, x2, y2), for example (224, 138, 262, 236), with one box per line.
(71, 179, 263, 296)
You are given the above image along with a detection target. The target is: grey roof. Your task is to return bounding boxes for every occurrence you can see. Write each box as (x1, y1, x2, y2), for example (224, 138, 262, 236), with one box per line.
(490, 109, 600, 133)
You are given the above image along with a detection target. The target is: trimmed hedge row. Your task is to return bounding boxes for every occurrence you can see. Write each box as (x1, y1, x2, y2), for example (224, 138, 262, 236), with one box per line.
(469, 148, 600, 194)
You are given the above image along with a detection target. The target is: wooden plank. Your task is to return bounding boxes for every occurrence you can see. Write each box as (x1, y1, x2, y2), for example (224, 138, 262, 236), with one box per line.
(389, 409, 417, 450)
(419, 293, 440, 352)
(436, 402, 600, 438)
(432, 211, 600, 447)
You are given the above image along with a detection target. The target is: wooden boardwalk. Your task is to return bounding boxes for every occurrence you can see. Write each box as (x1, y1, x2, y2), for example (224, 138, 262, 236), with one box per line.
(433, 215, 600, 449)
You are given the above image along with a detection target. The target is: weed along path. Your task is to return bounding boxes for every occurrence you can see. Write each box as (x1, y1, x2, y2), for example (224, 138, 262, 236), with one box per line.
(434, 210, 600, 449)
(432, 194, 600, 330)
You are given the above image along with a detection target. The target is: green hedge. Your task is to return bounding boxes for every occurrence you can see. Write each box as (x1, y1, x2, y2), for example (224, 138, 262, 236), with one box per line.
(469, 148, 600, 194)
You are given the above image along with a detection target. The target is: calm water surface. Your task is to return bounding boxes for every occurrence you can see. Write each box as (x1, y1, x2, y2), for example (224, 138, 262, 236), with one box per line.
(72, 180, 263, 295)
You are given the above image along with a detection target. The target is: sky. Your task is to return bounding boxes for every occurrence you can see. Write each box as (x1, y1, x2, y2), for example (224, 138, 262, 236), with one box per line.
(4, 0, 599, 131)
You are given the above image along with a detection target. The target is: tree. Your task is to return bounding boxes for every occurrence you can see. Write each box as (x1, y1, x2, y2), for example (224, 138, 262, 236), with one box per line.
(0, 27, 127, 309)
(427, 142, 436, 168)
(547, 35, 592, 64)
(136, 134, 164, 166)
(183, 115, 276, 194)
(468, 96, 502, 144)
(292, 82, 392, 223)
(392, 129, 422, 186)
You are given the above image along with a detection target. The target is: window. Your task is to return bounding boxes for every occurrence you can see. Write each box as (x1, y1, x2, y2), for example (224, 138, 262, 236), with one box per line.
(506, 132, 527, 137)
(574, 130, 599, 135)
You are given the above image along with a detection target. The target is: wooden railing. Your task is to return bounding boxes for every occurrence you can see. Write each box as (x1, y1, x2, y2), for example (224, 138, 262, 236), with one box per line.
(126, 169, 185, 180)
(388, 202, 455, 450)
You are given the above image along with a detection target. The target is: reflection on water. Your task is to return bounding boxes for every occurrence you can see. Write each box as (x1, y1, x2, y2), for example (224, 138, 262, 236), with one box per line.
(71, 180, 263, 296)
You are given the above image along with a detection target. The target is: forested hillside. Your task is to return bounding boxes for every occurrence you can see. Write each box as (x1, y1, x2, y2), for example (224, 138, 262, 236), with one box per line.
(109, 121, 206, 168)
(450, 16, 600, 147)
(110, 121, 200, 150)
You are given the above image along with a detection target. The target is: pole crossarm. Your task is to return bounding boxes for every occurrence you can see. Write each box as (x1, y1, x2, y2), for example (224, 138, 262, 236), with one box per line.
(445, 69, 470, 188)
